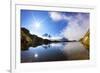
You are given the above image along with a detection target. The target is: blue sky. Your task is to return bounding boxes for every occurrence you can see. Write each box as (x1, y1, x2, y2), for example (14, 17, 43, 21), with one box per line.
(21, 10, 89, 40)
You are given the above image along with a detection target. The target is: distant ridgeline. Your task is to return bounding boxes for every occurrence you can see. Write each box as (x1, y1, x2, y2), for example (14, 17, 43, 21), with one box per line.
(21, 27, 89, 50)
(21, 27, 75, 50)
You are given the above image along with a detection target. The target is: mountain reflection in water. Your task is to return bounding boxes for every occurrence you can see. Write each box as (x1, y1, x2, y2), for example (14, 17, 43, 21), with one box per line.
(21, 42, 89, 63)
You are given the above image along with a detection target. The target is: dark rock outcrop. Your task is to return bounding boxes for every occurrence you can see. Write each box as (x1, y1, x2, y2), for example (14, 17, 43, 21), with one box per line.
(21, 27, 51, 50)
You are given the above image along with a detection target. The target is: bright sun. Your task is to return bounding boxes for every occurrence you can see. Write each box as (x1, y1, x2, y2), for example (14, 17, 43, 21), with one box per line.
(34, 22, 41, 28)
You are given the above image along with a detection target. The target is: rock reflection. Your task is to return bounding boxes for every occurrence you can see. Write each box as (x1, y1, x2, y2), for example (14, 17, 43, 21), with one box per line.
(63, 42, 89, 60)
(21, 42, 89, 63)
(42, 44, 50, 49)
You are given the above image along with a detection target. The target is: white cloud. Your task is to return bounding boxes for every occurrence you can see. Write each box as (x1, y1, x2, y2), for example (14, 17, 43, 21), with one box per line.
(49, 12, 72, 21)
(49, 12, 89, 40)
(62, 13, 89, 40)
(49, 12, 64, 21)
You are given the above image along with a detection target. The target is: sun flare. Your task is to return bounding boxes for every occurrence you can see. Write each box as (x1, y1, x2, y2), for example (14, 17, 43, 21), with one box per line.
(34, 22, 41, 28)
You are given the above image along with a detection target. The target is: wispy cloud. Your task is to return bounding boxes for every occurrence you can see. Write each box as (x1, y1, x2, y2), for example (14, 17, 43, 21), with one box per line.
(49, 12, 89, 40)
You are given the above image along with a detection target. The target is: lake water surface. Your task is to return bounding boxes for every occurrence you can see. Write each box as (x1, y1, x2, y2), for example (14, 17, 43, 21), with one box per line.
(21, 42, 89, 63)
